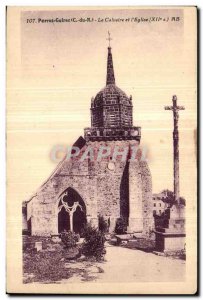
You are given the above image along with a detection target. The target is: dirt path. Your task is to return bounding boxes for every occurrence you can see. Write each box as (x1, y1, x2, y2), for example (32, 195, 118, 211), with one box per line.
(63, 243, 185, 283)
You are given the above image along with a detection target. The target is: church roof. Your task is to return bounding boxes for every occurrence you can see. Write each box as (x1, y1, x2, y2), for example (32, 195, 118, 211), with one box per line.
(91, 46, 132, 108)
(93, 84, 132, 107)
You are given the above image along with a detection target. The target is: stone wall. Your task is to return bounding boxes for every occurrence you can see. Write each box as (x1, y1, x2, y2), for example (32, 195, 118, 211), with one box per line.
(26, 140, 153, 236)
(27, 147, 98, 236)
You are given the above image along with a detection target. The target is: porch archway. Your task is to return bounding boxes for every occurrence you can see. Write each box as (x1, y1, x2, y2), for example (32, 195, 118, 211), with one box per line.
(58, 187, 87, 234)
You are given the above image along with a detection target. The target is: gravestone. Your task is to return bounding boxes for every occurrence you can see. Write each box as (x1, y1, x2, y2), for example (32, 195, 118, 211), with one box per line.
(35, 241, 42, 252)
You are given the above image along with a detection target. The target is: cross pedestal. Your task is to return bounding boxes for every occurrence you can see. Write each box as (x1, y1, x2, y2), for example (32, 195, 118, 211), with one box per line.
(155, 204, 186, 252)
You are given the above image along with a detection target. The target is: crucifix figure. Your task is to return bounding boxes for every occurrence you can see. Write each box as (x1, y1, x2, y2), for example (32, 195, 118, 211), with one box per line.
(165, 95, 185, 206)
(106, 31, 112, 47)
(58, 191, 83, 232)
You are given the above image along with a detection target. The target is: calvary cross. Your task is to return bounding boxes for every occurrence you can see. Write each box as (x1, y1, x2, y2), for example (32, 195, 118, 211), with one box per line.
(165, 95, 185, 206)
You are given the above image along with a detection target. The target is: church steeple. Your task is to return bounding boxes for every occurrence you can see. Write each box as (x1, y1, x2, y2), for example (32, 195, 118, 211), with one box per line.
(106, 32, 115, 85)
(84, 34, 141, 142)
(106, 47, 115, 85)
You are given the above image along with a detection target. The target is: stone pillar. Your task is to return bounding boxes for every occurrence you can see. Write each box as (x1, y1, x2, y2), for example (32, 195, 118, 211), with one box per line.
(139, 161, 154, 236)
(69, 212, 73, 232)
(128, 161, 143, 233)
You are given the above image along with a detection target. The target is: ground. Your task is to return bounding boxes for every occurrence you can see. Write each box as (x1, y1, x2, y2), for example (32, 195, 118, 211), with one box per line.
(61, 244, 185, 283)
(23, 237, 185, 284)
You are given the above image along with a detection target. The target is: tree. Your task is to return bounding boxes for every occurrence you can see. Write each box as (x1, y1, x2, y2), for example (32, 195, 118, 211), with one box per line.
(161, 189, 186, 207)
(179, 197, 186, 206)
(82, 223, 106, 261)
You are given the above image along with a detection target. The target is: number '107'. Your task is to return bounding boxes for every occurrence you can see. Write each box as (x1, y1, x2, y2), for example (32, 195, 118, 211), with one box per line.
(27, 19, 36, 23)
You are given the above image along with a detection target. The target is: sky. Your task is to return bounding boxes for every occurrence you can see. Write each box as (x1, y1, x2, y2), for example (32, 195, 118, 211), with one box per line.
(7, 7, 197, 204)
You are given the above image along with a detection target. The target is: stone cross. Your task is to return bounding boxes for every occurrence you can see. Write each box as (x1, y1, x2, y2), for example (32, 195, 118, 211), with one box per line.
(58, 191, 83, 232)
(106, 31, 112, 47)
(165, 95, 185, 206)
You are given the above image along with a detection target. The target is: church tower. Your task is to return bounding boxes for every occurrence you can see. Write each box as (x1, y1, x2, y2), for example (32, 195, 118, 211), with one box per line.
(84, 43, 141, 142)
(83, 37, 153, 234)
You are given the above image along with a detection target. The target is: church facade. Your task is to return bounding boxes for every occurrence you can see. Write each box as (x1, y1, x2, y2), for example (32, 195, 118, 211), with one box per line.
(23, 44, 154, 237)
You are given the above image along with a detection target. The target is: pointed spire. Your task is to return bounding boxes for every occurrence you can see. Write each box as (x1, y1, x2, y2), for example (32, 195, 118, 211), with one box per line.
(106, 47, 115, 85)
(106, 32, 115, 85)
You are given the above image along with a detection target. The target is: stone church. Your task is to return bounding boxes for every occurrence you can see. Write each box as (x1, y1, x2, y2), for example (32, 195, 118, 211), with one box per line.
(22, 43, 154, 237)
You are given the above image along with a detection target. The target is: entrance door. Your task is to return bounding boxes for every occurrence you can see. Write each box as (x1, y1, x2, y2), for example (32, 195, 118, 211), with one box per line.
(58, 187, 86, 234)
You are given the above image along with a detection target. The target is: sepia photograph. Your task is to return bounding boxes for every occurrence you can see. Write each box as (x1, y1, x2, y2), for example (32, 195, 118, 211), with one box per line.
(6, 6, 197, 294)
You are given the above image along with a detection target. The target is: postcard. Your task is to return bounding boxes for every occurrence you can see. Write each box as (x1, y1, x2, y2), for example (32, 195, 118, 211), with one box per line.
(6, 6, 197, 294)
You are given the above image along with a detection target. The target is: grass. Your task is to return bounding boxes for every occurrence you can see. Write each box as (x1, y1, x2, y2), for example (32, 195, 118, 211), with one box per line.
(23, 249, 74, 283)
(23, 236, 104, 283)
(23, 236, 83, 283)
